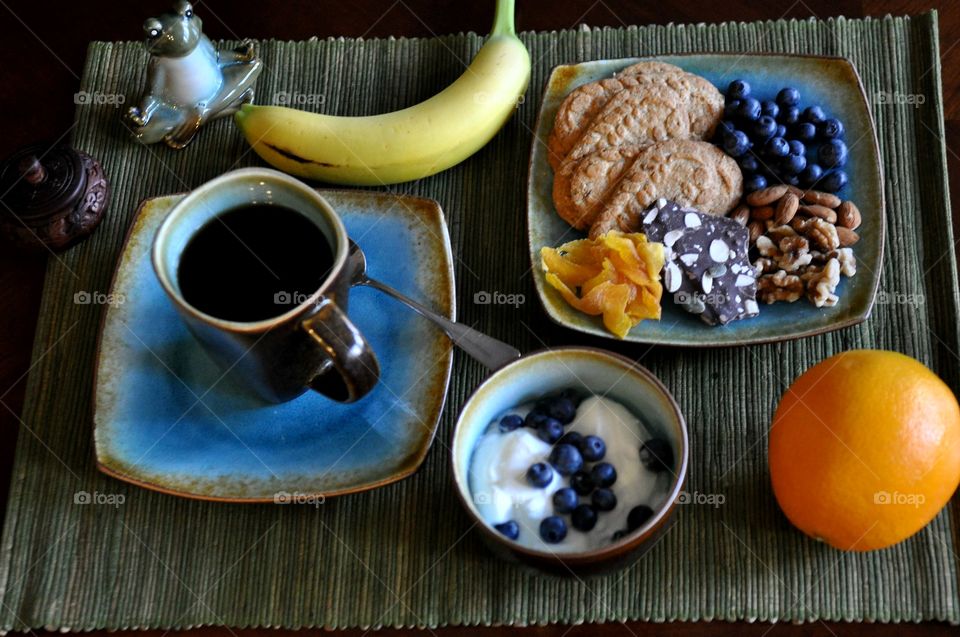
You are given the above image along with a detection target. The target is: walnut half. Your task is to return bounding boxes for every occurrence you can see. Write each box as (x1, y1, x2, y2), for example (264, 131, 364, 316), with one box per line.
(829, 247, 857, 277)
(757, 270, 804, 304)
(805, 258, 841, 307)
(796, 217, 840, 252)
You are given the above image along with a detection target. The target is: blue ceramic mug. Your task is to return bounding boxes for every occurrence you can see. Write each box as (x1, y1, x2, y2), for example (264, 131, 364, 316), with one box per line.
(152, 168, 380, 403)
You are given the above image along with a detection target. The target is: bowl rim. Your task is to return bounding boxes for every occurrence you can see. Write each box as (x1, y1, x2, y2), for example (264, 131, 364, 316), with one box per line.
(450, 346, 689, 565)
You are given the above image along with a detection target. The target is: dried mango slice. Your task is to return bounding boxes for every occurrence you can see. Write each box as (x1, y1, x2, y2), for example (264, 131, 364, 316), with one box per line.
(540, 231, 665, 338)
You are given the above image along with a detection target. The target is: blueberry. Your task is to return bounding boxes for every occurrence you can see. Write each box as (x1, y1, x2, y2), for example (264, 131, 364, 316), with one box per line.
(579, 435, 606, 462)
(819, 117, 844, 140)
(536, 417, 564, 444)
(760, 100, 779, 119)
(557, 430, 583, 448)
(498, 414, 523, 433)
(799, 162, 824, 187)
(736, 97, 761, 121)
(820, 169, 848, 193)
(570, 470, 594, 496)
(552, 487, 579, 514)
(752, 115, 777, 141)
(726, 79, 751, 100)
(802, 105, 826, 124)
(590, 462, 617, 488)
(743, 173, 768, 192)
(788, 139, 806, 156)
(764, 136, 789, 158)
(794, 122, 817, 142)
(612, 530, 626, 541)
(558, 388, 583, 406)
(494, 520, 519, 540)
(591, 488, 617, 512)
(818, 139, 848, 168)
(546, 397, 577, 424)
(722, 130, 751, 157)
(639, 439, 674, 473)
(776, 87, 800, 107)
(781, 153, 806, 175)
(782, 173, 801, 187)
(548, 443, 584, 476)
(739, 154, 759, 174)
(524, 409, 547, 429)
(776, 124, 788, 139)
(724, 99, 741, 119)
(539, 515, 567, 543)
(571, 504, 598, 532)
(717, 120, 737, 138)
(777, 105, 800, 126)
(627, 505, 655, 531)
(526, 462, 554, 488)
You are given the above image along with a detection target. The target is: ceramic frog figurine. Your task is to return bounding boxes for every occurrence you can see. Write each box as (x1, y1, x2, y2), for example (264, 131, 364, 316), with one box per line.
(125, 1, 262, 149)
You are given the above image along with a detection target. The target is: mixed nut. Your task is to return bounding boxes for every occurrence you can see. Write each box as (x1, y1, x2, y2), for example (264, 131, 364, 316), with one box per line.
(727, 184, 861, 307)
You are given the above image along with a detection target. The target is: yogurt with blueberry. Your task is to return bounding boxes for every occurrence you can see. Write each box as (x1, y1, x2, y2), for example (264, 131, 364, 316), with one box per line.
(468, 391, 674, 552)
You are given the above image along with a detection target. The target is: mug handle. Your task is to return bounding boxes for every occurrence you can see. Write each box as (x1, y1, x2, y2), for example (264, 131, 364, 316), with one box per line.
(301, 297, 380, 402)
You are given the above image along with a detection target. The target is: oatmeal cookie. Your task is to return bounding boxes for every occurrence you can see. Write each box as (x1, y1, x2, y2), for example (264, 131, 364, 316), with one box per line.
(563, 77, 691, 165)
(588, 140, 743, 239)
(547, 68, 723, 170)
(552, 145, 641, 230)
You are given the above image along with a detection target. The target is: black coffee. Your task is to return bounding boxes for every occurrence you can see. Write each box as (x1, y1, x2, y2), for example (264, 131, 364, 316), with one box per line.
(178, 204, 334, 322)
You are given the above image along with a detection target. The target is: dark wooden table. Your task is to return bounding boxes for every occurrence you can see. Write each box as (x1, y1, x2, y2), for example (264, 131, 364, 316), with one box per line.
(2, 1, 958, 635)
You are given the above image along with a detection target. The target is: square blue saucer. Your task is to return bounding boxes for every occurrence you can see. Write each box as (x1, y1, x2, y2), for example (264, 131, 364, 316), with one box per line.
(93, 190, 454, 502)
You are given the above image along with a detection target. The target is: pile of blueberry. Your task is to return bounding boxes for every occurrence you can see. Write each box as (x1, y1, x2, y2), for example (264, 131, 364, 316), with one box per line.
(716, 80, 849, 194)
(492, 390, 674, 545)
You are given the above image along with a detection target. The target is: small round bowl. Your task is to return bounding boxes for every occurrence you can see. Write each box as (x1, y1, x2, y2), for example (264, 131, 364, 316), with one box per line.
(451, 347, 688, 575)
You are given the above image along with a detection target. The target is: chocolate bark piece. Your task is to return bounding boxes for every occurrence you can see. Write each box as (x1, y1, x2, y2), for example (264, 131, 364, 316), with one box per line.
(641, 199, 759, 325)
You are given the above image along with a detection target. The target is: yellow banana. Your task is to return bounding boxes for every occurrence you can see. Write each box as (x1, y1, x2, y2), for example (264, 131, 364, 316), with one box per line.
(234, 0, 530, 185)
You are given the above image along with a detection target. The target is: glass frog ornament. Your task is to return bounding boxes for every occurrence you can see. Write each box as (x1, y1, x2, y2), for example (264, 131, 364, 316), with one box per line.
(124, 1, 263, 149)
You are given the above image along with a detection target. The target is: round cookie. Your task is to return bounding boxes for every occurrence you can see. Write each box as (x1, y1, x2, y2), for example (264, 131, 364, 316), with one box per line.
(589, 139, 743, 239)
(547, 65, 723, 171)
(552, 145, 641, 230)
(617, 60, 686, 76)
(547, 77, 634, 171)
(563, 76, 691, 164)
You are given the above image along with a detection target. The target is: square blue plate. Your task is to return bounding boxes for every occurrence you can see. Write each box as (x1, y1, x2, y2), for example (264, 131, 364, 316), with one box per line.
(528, 55, 884, 346)
(94, 190, 454, 502)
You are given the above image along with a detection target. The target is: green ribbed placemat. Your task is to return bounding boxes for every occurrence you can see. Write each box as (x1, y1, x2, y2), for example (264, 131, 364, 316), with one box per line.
(2, 11, 959, 631)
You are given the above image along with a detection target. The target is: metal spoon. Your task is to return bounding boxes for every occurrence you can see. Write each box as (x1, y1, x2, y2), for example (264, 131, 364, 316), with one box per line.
(345, 240, 521, 371)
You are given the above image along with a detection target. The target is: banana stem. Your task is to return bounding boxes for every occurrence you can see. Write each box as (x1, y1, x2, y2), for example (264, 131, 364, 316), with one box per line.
(491, 0, 516, 37)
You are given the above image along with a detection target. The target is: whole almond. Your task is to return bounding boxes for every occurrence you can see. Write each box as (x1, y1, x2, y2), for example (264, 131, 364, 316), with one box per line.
(751, 205, 774, 221)
(748, 220, 764, 244)
(837, 201, 862, 230)
(801, 190, 842, 208)
(729, 204, 750, 226)
(785, 185, 805, 199)
(836, 226, 860, 246)
(774, 193, 800, 225)
(746, 185, 789, 206)
(799, 204, 838, 224)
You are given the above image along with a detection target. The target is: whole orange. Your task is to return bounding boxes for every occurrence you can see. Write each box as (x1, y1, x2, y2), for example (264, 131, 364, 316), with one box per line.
(769, 349, 960, 551)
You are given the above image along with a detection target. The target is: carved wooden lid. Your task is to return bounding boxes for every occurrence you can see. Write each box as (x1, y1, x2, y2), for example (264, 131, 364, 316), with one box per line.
(0, 143, 109, 251)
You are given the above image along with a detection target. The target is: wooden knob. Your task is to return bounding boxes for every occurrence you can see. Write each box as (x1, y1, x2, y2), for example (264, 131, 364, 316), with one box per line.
(18, 156, 46, 185)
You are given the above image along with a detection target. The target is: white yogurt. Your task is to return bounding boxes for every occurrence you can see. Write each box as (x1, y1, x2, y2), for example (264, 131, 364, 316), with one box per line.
(468, 395, 671, 552)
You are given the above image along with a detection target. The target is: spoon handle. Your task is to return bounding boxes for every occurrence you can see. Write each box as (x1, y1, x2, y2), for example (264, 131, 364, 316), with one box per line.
(361, 277, 521, 371)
